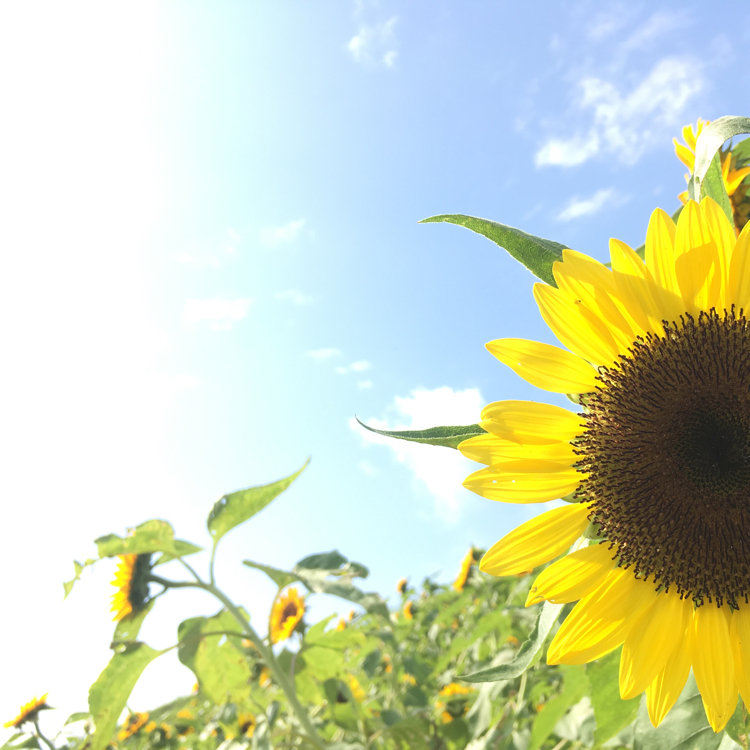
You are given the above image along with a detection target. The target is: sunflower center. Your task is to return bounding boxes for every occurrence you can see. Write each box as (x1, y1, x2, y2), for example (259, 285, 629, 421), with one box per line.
(576, 308, 750, 608)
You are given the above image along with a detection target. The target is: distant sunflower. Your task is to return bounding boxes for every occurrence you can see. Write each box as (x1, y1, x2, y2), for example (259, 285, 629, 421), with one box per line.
(453, 548, 474, 592)
(396, 577, 407, 594)
(269, 587, 305, 643)
(402, 600, 414, 620)
(4, 694, 50, 729)
(117, 712, 149, 741)
(460, 198, 750, 731)
(238, 713, 256, 738)
(674, 119, 750, 228)
(436, 683, 473, 723)
(110, 553, 152, 621)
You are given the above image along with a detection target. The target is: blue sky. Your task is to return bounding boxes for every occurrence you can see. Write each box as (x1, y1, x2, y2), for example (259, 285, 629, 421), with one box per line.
(2, 0, 750, 736)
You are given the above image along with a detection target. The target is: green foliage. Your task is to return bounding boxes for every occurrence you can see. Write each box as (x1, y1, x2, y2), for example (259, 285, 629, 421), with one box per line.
(355, 418, 486, 450)
(420, 213, 566, 286)
(691, 116, 750, 198)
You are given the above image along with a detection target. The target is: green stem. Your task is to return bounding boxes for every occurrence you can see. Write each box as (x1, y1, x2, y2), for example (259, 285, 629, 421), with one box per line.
(201, 582, 326, 749)
(32, 719, 56, 750)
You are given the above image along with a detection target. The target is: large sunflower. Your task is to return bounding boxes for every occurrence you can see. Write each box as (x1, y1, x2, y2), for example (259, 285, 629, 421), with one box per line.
(460, 198, 750, 732)
(269, 586, 305, 643)
(110, 553, 152, 621)
(4, 694, 50, 729)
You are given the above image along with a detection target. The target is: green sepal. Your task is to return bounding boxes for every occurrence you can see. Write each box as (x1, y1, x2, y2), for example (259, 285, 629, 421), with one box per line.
(458, 599, 563, 682)
(207, 460, 309, 544)
(88, 642, 164, 750)
(420, 214, 566, 286)
(356, 418, 485, 450)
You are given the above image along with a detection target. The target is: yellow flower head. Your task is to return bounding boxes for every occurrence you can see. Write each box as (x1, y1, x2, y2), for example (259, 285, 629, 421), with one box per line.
(110, 553, 152, 622)
(269, 587, 305, 643)
(396, 577, 407, 594)
(402, 600, 414, 620)
(117, 712, 149, 741)
(238, 713, 256, 738)
(348, 676, 366, 702)
(453, 548, 474, 592)
(336, 618, 347, 631)
(674, 119, 750, 207)
(461, 198, 750, 732)
(435, 683, 473, 722)
(259, 666, 271, 688)
(4, 694, 50, 729)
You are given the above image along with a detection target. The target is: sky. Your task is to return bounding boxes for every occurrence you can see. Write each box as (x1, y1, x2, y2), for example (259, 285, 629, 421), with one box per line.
(2, 0, 749, 738)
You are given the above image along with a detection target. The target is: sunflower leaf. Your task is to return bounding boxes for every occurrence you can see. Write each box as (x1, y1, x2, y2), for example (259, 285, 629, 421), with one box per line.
(692, 116, 750, 200)
(63, 558, 97, 598)
(528, 665, 588, 750)
(420, 214, 565, 286)
(95, 519, 192, 558)
(88, 642, 163, 750)
(112, 599, 156, 644)
(207, 459, 309, 544)
(243, 559, 298, 589)
(356, 418, 486, 449)
(458, 600, 563, 682)
(691, 152, 733, 225)
(587, 650, 640, 744)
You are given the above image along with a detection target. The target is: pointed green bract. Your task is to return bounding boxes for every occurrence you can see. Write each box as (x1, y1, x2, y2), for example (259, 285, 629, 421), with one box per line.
(691, 116, 750, 199)
(207, 460, 309, 543)
(95, 519, 199, 559)
(88, 642, 163, 750)
(420, 214, 566, 286)
(356, 417, 485, 449)
(459, 600, 563, 682)
(112, 599, 156, 644)
(177, 610, 253, 710)
(690, 152, 733, 224)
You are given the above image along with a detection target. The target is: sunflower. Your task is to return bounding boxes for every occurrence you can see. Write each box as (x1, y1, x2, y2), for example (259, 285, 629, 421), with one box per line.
(674, 119, 750, 226)
(117, 712, 149, 741)
(269, 587, 305, 643)
(453, 548, 474, 592)
(460, 198, 750, 732)
(396, 577, 407, 594)
(110, 553, 152, 621)
(4, 694, 50, 729)
(436, 683, 474, 723)
(402, 600, 414, 620)
(238, 713, 256, 738)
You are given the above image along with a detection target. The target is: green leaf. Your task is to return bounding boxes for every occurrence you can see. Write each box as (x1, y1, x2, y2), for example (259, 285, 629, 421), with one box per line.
(691, 152, 733, 225)
(63, 558, 96, 598)
(356, 418, 486, 450)
(633, 674, 726, 749)
(154, 539, 203, 565)
(725, 700, 750, 747)
(243, 559, 298, 589)
(112, 599, 155, 644)
(692, 116, 750, 200)
(459, 600, 563, 682)
(730, 136, 750, 166)
(88, 642, 163, 750)
(587, 650, 639, 744)
(528, 665, 588, 750)
(95, 519, 187, 558)
(420, 213, 566, 286)
(177, 610, 253, 710)
(207, 460, 308, 543)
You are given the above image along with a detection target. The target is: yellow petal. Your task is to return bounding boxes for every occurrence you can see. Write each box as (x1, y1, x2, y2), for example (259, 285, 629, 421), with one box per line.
(645, 208, 680, 302)
(730, 605, 750, 711)
(699, 197, 735, 308)
(619, 592, 692, 700)
(459, 433, 576, 466)
(727, 221, 750, 310)
(486, 338, 598, 394)
(526, 543, 615, 606)
(534, 282, 622, 367)
(479, 400, 583, 445)
(547, 570, 655, 665)
(646, 621, 692, 727)
(463, 463, 583, 503)
(480, 502, 591, 576)
(691, 604, 737, 733)
(674, 200, 719, 312)
(674, 140, 695, 171)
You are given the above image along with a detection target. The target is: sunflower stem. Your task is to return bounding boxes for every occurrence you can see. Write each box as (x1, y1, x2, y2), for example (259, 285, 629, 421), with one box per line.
(198, 581, 327, 750)
(32, 719, 56, 750)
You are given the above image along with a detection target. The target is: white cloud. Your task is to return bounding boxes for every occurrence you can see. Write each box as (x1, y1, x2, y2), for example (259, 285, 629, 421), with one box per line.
(357, 379, 373, 390)
(182, 298, 253, 331)
(306, 348, 342, 361)
(358, 460, 377, 477)
(347, 17, 398, 68)
(259, 218, 306, 247)
(174, 228, 240, 268)
(336, 360, 372, 375)
(274, 289, 313, 306)
(353, 386, 484, 522)
(557, 188, 616, 221)
(535, 56, 703, 168)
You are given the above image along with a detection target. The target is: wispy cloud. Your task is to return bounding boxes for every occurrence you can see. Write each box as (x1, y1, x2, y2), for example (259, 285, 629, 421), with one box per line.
(306, 348, 342, 361)
(182, 298, 253, 331)
(274, 289, 313, 306)
(259, 219, 306, 248)
(347, 17, 398, 68)
(557, 188, 616, 221)
(336, 360, 372, 375)
(535, 56, 703, 168)
(357, 379, 373, 390)
(174, 227, 241, 268)
(353, 386, 484, 522)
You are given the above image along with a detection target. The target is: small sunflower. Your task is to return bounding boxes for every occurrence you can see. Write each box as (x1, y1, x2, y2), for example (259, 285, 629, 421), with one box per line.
(238, 712, 256, 738)
(117, 712, 149, 741)
(435, 683, 473, 723)
(674, 119, 750, 223)
(348, 676, 366, 702)
(269, 587, 305, 643)
(396, 577, 407, 594)
(460, 198, 750, 732)
(110, 553, 152, 621)
(453, 548, 474, 592)
(4, 694, 50, 729)
(402, 600, 414, 620)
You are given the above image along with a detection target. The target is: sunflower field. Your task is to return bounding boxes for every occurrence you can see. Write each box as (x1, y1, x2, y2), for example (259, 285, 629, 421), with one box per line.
(8, 117, 750, 750)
